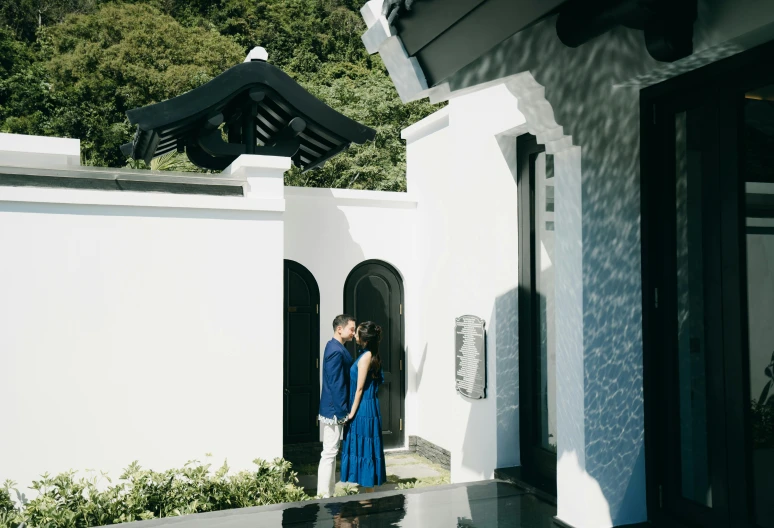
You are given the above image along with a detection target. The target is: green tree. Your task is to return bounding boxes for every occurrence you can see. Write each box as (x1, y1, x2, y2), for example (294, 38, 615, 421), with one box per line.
(222, 0, 441, 190)
(1, 0, 443, 190)
(0, 27, 32, 77)
(0, 26, 51, 135)
(2, 3, 244, 166)
(0, 0, 99, 42)
(286, 61, 438, 191)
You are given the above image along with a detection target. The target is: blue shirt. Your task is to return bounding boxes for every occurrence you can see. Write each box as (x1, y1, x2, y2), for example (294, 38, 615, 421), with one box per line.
(318, 338, 354, 421)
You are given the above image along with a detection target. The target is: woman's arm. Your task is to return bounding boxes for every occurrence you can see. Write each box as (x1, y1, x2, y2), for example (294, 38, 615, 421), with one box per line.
(347, 352, 372, 421)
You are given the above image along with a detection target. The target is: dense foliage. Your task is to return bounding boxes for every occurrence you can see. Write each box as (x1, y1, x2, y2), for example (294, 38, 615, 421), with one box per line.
(0, 0, 440, 190)
(0, 458, 308, 528)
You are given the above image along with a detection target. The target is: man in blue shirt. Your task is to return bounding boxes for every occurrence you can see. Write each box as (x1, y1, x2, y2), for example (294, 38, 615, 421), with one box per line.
(316, 314, 356, 498)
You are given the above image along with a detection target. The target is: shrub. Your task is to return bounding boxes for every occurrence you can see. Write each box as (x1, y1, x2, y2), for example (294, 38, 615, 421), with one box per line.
(1, 457, 309, 528)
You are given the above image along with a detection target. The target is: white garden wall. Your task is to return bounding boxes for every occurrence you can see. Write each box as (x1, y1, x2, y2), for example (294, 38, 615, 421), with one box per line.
(0, 193, 285, 491)
(0, 132, 424, 494)
(403, 85, 526, 484)
(0, 139, 286, 494)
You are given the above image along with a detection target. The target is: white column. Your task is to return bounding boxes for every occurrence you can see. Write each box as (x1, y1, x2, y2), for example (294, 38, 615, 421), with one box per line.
(223, 153, 291, 464)
(223, 154, 291, 201)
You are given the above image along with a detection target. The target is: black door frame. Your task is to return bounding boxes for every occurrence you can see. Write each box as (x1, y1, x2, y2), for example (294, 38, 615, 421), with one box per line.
(343, 259, 406, 450)
(517, 133, 557, 495)
(641, 38, 774, 528)
(643, 89, 732, 528)
(283, 259, 321, 445)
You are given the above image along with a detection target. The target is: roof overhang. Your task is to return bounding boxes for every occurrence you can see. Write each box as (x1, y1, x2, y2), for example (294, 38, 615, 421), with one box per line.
(122, 59, 376, 172)
(363, 0, 697, 103)
(391, 0, 566, 88)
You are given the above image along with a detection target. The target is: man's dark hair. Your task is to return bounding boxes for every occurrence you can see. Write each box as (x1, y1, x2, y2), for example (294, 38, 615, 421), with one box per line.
(332, 314, 355, 332)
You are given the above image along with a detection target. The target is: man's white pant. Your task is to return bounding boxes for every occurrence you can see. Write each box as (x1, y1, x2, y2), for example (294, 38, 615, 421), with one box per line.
(316, 422, 342, 498)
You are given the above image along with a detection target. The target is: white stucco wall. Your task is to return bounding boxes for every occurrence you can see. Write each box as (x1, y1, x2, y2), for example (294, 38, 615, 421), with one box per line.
(0, 148, 286, 493)
(283, 186, 417, 444)
(402, 85, 527, 483)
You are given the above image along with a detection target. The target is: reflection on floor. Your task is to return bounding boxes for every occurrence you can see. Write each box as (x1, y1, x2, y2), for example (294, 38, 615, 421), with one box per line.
(121, 481, 557, 528)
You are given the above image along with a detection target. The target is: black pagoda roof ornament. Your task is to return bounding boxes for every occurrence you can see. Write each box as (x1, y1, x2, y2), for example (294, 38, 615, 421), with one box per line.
(121, 47, 376, 172)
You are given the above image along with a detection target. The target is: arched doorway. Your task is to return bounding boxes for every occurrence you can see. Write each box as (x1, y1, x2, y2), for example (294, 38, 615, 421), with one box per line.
(283, 260, 320, 445)
(344, 260, 405, 449)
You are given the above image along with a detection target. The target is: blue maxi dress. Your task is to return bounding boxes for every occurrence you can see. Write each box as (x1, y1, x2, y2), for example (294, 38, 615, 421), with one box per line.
(340, 350, 387, 487)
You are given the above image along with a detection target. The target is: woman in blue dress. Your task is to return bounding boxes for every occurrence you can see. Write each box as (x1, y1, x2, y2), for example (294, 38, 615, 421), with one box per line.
(340, 321, 387, 492)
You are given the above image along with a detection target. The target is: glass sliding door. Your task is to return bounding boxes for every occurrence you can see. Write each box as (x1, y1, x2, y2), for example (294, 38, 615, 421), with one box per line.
(743, 82, 774, 528)
(642, 38, 774, 528)
(644, 97, 730, 527)
(674, 108, 714, 507)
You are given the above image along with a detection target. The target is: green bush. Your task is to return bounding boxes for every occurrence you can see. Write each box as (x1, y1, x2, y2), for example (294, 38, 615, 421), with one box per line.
(1, 457, 309, 528)
(0, 488, 15, 526)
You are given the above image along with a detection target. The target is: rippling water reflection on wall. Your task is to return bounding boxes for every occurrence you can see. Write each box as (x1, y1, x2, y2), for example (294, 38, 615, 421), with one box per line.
(446, 15, 655, 527)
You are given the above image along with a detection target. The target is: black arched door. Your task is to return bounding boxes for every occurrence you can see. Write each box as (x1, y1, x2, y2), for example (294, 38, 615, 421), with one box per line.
(344, 260, 405, 449)
(284, 260, 320, 445)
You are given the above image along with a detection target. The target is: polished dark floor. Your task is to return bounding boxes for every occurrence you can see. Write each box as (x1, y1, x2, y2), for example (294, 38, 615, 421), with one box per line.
(125, 481, 557, 528)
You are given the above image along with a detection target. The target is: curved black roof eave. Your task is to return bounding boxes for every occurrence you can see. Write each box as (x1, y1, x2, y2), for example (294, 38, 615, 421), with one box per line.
(126, 61, 376, 146)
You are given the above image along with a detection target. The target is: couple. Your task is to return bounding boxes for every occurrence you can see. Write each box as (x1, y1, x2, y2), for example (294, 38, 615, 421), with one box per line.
(316, 314, 387, 498)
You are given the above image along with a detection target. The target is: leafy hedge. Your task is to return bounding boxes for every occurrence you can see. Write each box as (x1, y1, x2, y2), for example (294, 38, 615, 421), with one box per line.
(0, 458, 309, 528)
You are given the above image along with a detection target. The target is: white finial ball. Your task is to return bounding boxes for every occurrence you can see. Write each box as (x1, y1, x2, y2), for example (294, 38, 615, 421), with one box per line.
(244, 47, 268, 63)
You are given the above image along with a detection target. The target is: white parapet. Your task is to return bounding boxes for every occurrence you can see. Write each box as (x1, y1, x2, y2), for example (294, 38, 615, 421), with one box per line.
(222, 154, 291, 201)
(0, 132, 81, 168)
